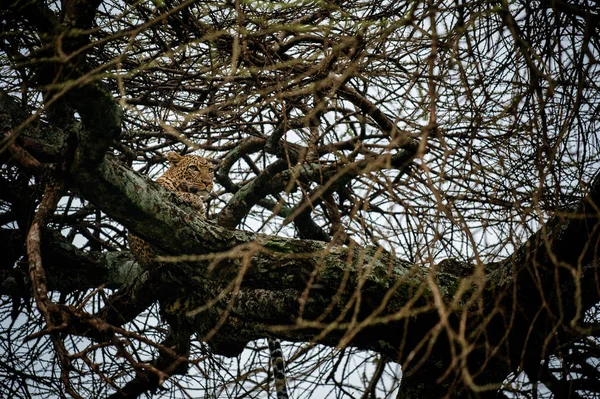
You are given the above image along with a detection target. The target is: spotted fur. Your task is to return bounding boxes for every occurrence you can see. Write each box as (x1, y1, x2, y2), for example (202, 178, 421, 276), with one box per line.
(128, 152, 213, 266)
(128, 152, 289, 399)
(269, 338, 289, 399)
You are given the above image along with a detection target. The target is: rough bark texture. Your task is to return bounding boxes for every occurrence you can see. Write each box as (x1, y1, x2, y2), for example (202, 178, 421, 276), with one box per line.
(1, 1, 599, 398)
(3, 84, 600, 396)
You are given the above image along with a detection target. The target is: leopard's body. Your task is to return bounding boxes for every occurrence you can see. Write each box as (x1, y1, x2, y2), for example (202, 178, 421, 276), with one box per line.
(128, 152, 214, 267)
(127, 152, 289, 399)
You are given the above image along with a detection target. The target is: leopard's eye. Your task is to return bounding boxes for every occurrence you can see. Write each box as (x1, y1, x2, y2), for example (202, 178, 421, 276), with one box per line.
(208, 167, 214, 173)
(188, 165, 200, 172)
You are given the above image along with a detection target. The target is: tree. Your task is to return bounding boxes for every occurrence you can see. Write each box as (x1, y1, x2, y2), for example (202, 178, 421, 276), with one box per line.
(1, 0, 599, 397)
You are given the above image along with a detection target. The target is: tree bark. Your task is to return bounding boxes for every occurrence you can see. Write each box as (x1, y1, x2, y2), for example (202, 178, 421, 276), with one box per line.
(3, 63, 600, 394)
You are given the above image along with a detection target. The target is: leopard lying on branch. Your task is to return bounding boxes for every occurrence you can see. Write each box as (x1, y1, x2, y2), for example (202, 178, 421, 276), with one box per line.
(128, 152, 290, 399)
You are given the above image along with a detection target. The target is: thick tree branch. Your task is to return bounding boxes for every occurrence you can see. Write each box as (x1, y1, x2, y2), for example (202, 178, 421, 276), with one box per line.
(5, 78, 600, 389)
(1, 4, 599, 397)
(0, 227, 141, 297)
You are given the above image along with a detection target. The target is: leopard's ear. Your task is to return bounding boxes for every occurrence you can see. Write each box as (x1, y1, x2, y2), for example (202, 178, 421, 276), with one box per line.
(167, 152, 184, 166)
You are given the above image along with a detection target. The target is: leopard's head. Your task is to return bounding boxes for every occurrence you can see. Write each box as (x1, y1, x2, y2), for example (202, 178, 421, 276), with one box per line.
(166, 152, 214, 199)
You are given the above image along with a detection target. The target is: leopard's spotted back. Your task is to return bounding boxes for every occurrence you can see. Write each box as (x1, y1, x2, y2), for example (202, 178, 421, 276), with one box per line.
(128, 152, 214, 267)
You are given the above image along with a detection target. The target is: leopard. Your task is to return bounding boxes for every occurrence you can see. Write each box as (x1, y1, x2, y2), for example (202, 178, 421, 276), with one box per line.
(127, 151, 289, 399)
(128, 151, 214, 267)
